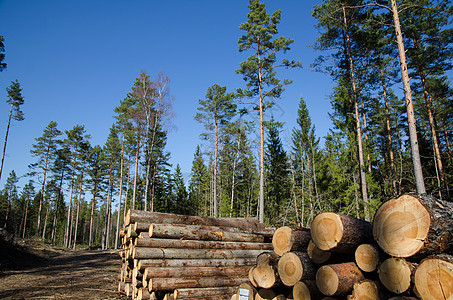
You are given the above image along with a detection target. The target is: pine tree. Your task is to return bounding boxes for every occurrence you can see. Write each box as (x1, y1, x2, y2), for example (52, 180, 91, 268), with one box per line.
(20, 181, 35, 238)
(1, 170, 18, 230)
(194, 84, 236, 217)
(236, 0, 302, 222)
(0, 35, 6, 71)
(30, 121, 62, 236)
(1, 80, 24, 181)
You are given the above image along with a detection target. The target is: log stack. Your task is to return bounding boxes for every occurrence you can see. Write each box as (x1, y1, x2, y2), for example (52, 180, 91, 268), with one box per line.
(117, 209, 274, 300)
(231, 194, 453, 300)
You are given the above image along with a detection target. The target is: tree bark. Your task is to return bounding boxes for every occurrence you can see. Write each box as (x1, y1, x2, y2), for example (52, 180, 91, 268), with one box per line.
(310, 212, 373, 253)
(143, 266, 250, 279)
(115, 134, 125, 249)
(137, 257, 255, 272)
(174, 286, 238, 299)
(343, 6, 370, 221)
(390, 0, 426, 194)
(133, 247, 263, 260)
(316, 262, 364, 296)
(148, 277, 247, 292)
(277, 251, 316, 286)
(125, 209, 264, 230)
(0, 104, 13, 182)
(134, 237, 272, 251)
(148, 223, 267, 243)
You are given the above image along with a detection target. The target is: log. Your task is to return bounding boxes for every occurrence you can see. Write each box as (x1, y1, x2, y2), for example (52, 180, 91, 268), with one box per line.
(292, 280, 322, 300)
(354, 244, 383, 273)
(307, 240, 331, 264)
(143, 266, 250, 279)
(316, 262, 365, 296)
(137, 287, 151, 300)
(347, 280, 384, 300)
(277, 252, 316, 286)
(378, 257, 416, 294)
(125, 209, 264, 230)
(272, 226, 311, 256)
(133, 247, 263, 260)
(148, 276, 248, 291)
(174, 286, 238, 299)
(413, 254, 453, 300)
(135, 237, 272, 251)
(249, 266, 258, 288)
(252, 252, 280, 289)
(311, 212, 373, 253)
(255, 289, 286, 300)
(137, 257, 255, 271)
(372, 193, 453, 258)
(235, 282, 257, 300)
(149, 223, 265, 243)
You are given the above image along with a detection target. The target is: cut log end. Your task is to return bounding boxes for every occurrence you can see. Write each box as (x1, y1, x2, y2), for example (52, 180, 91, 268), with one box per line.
(348, 280, 382, 300)
(311, 212, 343, 251)
(316, 265, 339, 296)
(272, 226, 294, 256)
(355, 244, 380, 273)
(307, 239, 331, 264)
(292, 281, 311, 300)
(373, 194, 431, 257)
(414, 256, 453, 300)
(278, 252, 303, 286)
(378, 257, 413, 294)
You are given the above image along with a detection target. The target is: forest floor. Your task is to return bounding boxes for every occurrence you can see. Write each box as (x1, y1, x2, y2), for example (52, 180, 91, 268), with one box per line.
(0, 232, 128, 299)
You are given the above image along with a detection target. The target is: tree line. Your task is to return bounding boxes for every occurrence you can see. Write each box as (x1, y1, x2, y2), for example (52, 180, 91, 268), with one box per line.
(0, 0, 452, 248)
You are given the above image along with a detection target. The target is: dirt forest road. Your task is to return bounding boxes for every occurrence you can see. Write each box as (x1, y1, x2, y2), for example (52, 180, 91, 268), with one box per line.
(0, 249, 128, 300)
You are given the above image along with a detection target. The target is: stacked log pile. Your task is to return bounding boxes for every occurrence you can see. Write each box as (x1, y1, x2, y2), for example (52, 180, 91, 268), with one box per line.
(117, 209, 274, 300)
(233, 194, 453, 299)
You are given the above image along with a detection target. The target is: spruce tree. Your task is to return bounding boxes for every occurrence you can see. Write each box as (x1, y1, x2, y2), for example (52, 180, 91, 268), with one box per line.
(30, 121, 62, 236)
(236, 0, 301, 222)
(188, 145, 209, 216)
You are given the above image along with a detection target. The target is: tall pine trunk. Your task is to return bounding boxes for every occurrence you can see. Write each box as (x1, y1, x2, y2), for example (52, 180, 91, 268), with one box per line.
(88, 182, 98, 249)
(114, 135, 125, 249)
(72, 164, 85, 249)
(380, 66, 396, 176)
(390, 0, 426, 194)
(37, 148, 50, 236)
(213, 117, 218, 217)
(41, 202, 49, 240)
(132, 134, 140, 210)
(343, 6, 370, 221)
(0, 104, 13, 181)
(22, 196, 30, 238)
(64, 149, 78, 247)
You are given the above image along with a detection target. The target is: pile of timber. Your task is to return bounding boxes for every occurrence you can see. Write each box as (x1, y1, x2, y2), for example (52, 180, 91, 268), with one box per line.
(234, 194, 453, 300)
(117, 209, 274, 300)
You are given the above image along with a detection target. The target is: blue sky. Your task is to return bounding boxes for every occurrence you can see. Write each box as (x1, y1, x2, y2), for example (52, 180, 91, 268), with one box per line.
(0, 0, 334, 188)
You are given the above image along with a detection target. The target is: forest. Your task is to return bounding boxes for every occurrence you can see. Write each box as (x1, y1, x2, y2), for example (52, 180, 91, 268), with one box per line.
(0, 0, 452, 250)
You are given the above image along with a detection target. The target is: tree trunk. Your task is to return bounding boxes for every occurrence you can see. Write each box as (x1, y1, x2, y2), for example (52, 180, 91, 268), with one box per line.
(64, 148, 78, 247)
(343, 6, 370, 221)
(137, 257, 255, 272)
(378, 257, 415, 294)
(277, 251, 316, 286)
(22, 196, 30, 239)
(88, 182, 98, 249)
(37, 147, 50, 236)
(413, 254, 453, 299)
(133, 247, 264, 260)
(373, 194, 453, 258)
(144, 266, 250, 279)
(41, 202, 49, 240)
(0, 104, 13, 181)
(213, 116, 218, 217)
(148, 277, 247, 291)
(148, 223, 267, 243)
(72, 165, 84, 250)
(174, 287, 238, 299)
(132, 134, 140, 210)
(310, 212, 373, 253)
(115, 134, 125, 249)
(391, 0, 426, 194)
(316, 262, 364, 296)
(125, 209, 264, 230)
(272, 226, 311, 256)
(134, 237, 272, 251)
